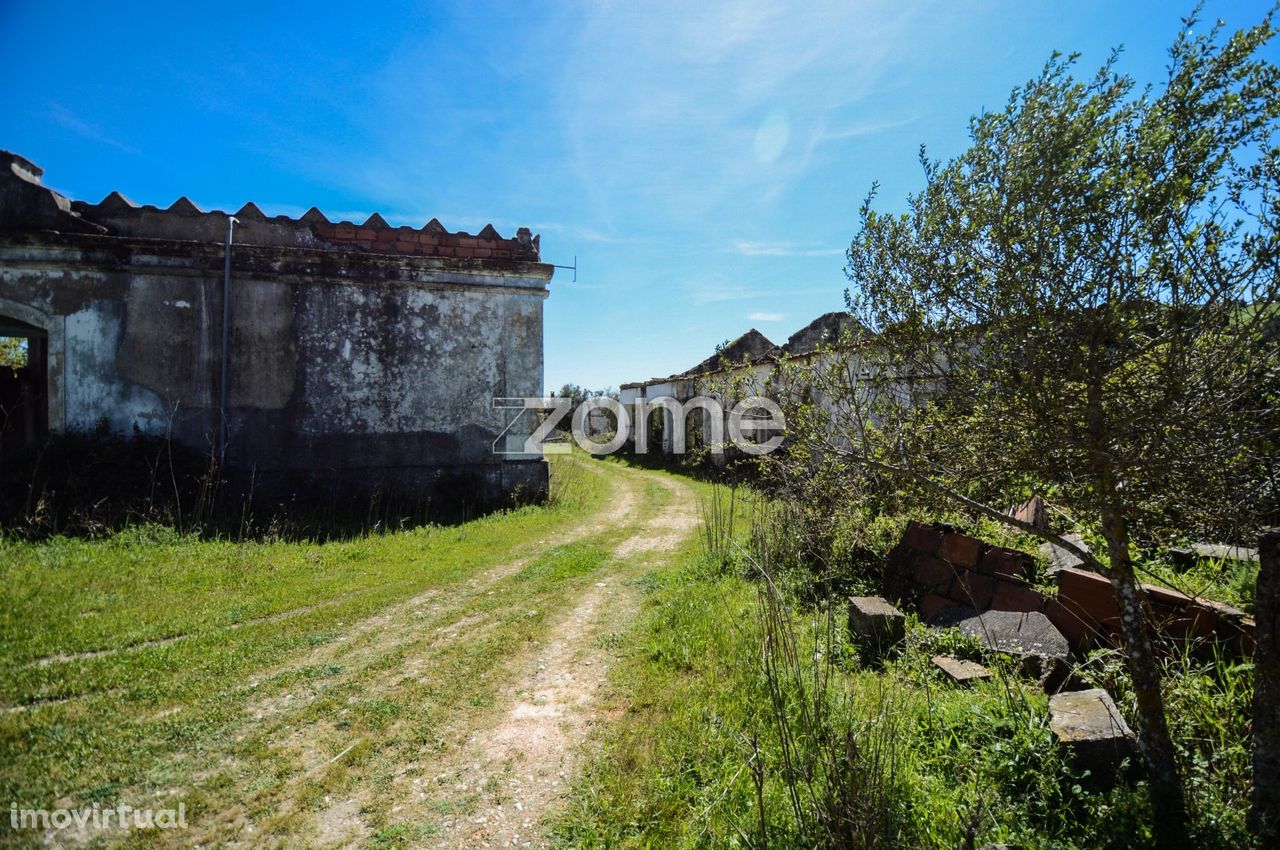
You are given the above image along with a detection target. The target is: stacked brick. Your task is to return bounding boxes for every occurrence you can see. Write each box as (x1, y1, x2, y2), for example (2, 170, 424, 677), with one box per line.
(68, 192, 542, 263)
(308, 213, 539, 261)
(888, 521, 1255, 655)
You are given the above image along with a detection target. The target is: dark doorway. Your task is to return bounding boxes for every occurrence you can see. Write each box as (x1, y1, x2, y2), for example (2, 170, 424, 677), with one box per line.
(0, 315, 48, 461)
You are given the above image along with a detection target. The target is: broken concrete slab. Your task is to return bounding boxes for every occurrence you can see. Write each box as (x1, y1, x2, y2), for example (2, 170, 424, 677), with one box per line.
(1048, 688, 1136, 787)
(927, 607, 1070, 661)
(927, 607, 1071, 690)
(1169, 543, 1259, 572)
(848, 596, 906, 651)
(931, 654, 991, 684)
(1040, 533, 1091, 575)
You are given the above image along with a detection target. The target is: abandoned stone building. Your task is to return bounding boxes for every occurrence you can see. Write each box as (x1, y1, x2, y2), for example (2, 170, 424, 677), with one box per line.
(0, 151, 553, 503)
(618, 311, 862, 454)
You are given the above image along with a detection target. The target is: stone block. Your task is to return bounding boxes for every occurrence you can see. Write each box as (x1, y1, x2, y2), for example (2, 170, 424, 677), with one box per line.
(903, 521, 942, 554)
(990, 578, 1046, 614)
(1006, 495, 1048, 531)
(1040, 533, 1091, 575)
(913, 554, 956, 592)
(848, 596, 906, 651)
(932, 654, 991, 684)
(1044, 598, 1103, 650)
(954, 570, 996, 608)
(1056, 567, 1120, 623)
(1156, 608, 1219, 641)
(1170, 543, 1259, 572)
(1049, 688, 1136, 787)
(928, 607, 1070, 665)
(919, 592, 957, 622)
(1198, 598, 1248, 621)
(979, 545, 1034, 579)
(939, 532, 983, 568)
(1142, 582, 1194, 610)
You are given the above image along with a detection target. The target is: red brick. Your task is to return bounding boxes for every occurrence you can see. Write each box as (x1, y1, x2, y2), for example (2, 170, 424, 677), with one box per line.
(903, 521, 942, 554)
(979, 546, 1034, 579)
(1235, 618, 1257, 656)
(938, 532, 983, 568)
(920, 592, 957, 621)
(1156, 607, 1218, 641)
(1141, 582, 1194, 610)
(953, 571, 996, 608)
(1045, 598, 1108, 650)
(913, 555, 957, 592)
(991, 579, 1046, 613)
(1198, 598, 1248, 622)
(1057, 567, 1119, 622)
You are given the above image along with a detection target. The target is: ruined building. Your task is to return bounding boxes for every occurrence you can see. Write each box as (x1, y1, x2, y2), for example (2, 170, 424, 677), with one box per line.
(619, 312, 862, 454)
(0, 151, 552, 504)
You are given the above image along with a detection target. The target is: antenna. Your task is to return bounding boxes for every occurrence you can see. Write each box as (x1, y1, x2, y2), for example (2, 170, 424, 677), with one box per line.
(552, 255, 577, 283)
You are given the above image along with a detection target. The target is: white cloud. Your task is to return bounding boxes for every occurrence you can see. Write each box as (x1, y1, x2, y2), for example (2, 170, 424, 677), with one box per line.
(556, 0, 925, 226)
(47, 102, 138, 154)
(734, 240, 845, 257)
(688, 281, 767, 305)
(747, 311, 787, 322)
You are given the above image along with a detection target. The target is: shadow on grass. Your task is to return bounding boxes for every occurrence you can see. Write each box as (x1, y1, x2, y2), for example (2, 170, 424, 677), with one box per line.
(0, 429, 540, 542)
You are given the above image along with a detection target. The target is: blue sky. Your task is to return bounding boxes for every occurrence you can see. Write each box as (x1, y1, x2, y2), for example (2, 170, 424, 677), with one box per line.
(2, 0, 1275, 390)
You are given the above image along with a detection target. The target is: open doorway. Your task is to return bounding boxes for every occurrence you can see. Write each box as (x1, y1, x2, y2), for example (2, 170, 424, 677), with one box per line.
(0, 314, 48, 460)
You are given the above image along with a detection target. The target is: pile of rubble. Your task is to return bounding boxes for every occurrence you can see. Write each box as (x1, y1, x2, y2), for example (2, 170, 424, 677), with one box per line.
(886, 521, 1255, 655)
(848, 520, 1258, 787)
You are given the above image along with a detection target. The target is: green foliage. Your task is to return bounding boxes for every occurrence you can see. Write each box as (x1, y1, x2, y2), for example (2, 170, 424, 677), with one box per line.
(835, 10, 1280, 545)
(558, 511, 1257, 848)
(1076, 644, 1255, 843)
(1137, 548, 1261, 612)
(0, 336, 26, 371)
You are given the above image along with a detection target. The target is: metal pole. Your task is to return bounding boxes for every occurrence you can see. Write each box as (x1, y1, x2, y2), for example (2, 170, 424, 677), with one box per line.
(219, 216, 238, 468)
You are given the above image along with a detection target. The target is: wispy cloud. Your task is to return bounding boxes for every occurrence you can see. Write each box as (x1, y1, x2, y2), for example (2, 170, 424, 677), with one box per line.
(734, 239, 845, 257)
(557, 0, 924, 226)
(47, 102, 137, 154)
(687, 278, 769, 305)
(816, 113, 922, 143)
(747, 311, 787, 322)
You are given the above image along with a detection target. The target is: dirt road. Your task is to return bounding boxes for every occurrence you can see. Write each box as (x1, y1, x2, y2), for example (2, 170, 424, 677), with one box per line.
(128, 459, 700, 850)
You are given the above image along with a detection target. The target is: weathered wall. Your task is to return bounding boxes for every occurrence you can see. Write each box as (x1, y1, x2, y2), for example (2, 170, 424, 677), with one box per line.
(0, 152, 553, 505)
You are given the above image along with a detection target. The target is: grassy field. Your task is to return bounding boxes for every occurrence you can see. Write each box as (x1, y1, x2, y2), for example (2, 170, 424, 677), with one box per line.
(2, 457, 1256, 848)
(1, 452, 693, 847)
(551, 485, 1255, 850)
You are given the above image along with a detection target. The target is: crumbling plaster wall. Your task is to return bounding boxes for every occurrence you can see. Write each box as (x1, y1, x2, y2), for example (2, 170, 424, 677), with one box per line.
(0, 230, 551, 501)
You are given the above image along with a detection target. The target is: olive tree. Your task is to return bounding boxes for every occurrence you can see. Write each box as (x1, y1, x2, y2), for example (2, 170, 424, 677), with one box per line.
(787, 9, 1279, 835)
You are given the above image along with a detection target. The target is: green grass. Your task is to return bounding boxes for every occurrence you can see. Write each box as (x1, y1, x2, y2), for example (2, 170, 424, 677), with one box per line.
(2, 456, 1255, 848)
(552, 485, 1255, 849)
(0, 452, 616, 832)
